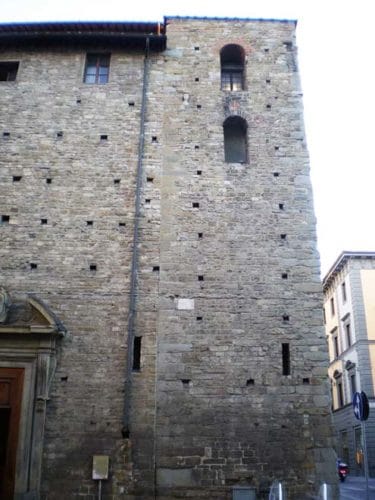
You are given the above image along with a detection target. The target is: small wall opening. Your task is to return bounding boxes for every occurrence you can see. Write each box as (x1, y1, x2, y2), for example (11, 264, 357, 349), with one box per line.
(133, 336, 142, 371)
(282, 343, 290, 376)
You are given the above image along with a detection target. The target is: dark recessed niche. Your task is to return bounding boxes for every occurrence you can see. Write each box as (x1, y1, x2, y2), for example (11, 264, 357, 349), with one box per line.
(282, 343, 291, 376)
(12, 175, 22, 182)
(198, 275, 204, 281)
(275, 146, 279, 150)
(266, 79, 271, 83)
(192, 202, 199, 208)
(194, 145, 200, 149)
(100, 134, 108, 141)
(198, 232, 203, 239)
(283, 315, 290, 322)
(76, 99, 81, 104)
(3, 132, 10, 138)
(89, 264, 97, 271)
(119, 222, 126, 227)
(181, 379, 191, 387)
(282, 273, 288, 279)
(197, 104, 202, 109)
(1, 215, 10, 223)
(194, 46, 200, 51)
(266, 104, 271, 109)
(152, 136, 157, 142)
(114, 179, 121, 184)
(132, 336, 142, 371)
(280, 234, 287, 240)
(195, 77, 199, 82)
(128, 102, 135, 107)
(146, 177, 154, 183)
(46, 178, 52, 184)
(145, 199, 151, 204)
(196, 316, 203, 321)
(56, 131, 63, 138)
(60, 376, 68, 382)
(30, 263, 38, 269)
(246, 379, 255, 386)
(279, 203, 284, 210)
(303, 378, 310, 385)
(152, 266, 160, 272)
(196, 170, 202, 175)
(273, 172, 279, 177)
(41, 219, 48, 225)
(264, 48, 269, 52)
(86, 220, 93, 226)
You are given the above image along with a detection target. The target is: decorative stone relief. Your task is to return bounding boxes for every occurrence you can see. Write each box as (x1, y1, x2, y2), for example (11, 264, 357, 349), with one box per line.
(0, 287, 11, 323)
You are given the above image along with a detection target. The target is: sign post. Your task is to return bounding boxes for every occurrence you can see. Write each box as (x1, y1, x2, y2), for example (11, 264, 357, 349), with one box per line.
(353, 391, 370, 500)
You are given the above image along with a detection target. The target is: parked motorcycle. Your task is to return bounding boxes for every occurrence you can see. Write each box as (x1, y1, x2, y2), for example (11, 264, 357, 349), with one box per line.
(337, 461, 349, 482)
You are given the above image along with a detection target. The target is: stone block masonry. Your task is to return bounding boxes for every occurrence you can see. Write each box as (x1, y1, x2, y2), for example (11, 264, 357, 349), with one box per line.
(0, 17, 338, 500)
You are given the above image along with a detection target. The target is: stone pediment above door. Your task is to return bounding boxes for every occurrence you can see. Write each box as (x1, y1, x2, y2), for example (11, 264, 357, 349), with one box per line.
(0, 287, 66, 336)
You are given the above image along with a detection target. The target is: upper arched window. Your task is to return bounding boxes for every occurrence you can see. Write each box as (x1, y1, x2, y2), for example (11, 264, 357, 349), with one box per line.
(223, 116, 248, 163)
(220, 44, 245, 91)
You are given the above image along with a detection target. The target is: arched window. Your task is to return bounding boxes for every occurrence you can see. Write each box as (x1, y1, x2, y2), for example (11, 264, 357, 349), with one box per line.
(223, 116, 248, 163)
(220, 44, 245, 91)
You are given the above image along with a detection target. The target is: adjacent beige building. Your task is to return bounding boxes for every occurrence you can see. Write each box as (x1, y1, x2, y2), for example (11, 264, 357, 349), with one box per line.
(323, 251, 375, 476)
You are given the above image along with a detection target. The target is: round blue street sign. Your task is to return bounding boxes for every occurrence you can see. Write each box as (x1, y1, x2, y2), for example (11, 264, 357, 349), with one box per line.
(353, 391, 370, 421)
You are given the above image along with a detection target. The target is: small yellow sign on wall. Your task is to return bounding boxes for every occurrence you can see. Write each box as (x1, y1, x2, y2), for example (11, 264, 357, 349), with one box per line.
(92, 455, 109, 480)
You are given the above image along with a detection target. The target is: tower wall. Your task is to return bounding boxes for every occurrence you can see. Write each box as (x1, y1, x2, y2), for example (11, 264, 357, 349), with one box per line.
(0, 18, 337, 500)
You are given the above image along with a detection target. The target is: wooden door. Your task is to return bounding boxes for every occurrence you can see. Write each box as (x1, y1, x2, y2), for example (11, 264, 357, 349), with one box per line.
(0, 368, 24, 500)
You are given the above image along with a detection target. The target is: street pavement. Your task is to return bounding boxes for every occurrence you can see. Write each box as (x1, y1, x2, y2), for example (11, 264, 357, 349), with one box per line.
(339, 475, 375, 499)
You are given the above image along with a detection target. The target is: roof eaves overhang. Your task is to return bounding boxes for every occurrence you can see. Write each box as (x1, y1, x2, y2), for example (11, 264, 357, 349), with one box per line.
(0, 22, 167, 51)
(322, 251, 375, 292)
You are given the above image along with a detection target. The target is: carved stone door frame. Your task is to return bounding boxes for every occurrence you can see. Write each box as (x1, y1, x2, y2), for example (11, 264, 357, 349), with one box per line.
(0, 291, 66, 500)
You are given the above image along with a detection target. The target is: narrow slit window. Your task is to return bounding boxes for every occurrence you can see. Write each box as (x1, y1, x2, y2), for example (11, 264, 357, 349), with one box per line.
(223, 116, 248, 163)
(282, 343, 290, 375)
(133, 336, 142, 371)
(220, 44, 245, 91)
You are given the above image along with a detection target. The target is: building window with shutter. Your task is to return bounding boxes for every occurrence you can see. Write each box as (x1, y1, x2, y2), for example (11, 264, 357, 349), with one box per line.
(84, 54, 110, 84)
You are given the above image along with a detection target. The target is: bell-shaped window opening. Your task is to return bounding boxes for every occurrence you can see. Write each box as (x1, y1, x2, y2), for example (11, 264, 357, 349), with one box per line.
(223, 116, 248, 163)
(220, 44, 245, 91)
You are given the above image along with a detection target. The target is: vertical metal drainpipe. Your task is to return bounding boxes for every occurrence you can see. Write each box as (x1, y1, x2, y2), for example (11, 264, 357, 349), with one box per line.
(122, 36, 150, 438)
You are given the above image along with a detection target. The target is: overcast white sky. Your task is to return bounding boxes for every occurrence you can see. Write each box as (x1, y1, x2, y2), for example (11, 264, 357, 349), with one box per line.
(2, 0, 374, 276)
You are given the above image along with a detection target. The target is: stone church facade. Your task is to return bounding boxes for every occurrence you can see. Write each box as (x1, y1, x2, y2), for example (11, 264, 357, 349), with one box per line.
(0, 17, 337, 499)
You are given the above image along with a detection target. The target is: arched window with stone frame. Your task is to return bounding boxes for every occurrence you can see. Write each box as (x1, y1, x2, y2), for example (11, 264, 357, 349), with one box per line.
(223, 116, 248, 163)
(220, 44, 245, 91)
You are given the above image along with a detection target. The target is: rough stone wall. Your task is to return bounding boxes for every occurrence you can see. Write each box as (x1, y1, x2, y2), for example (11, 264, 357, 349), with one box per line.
(0, 46, 145, 498)
(139, 18, 337, 499)
(0, 17, 338, 500)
